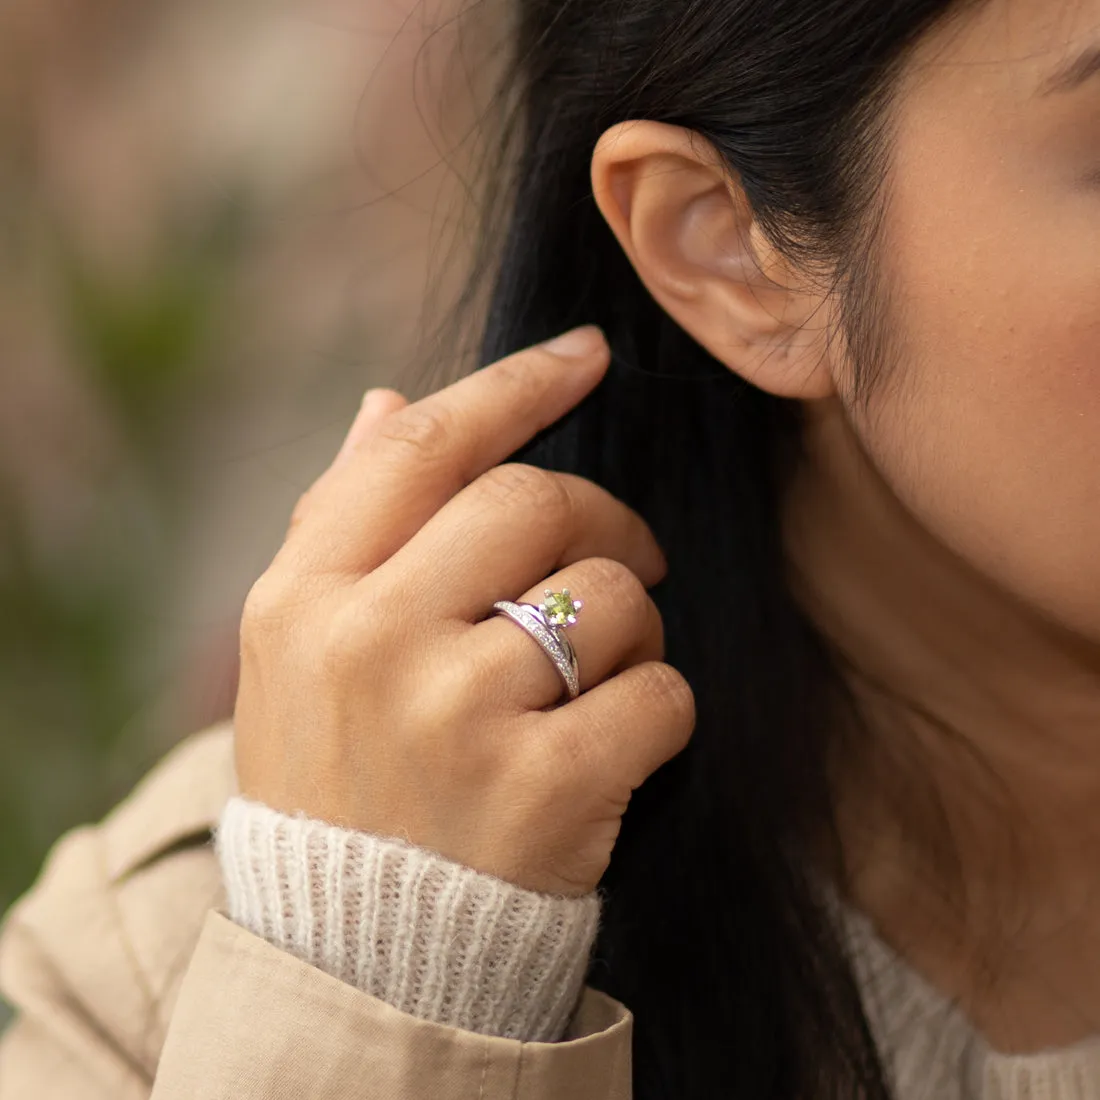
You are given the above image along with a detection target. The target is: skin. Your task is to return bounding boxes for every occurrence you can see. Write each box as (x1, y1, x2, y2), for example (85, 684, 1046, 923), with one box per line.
(590, 0, 1100, 1056)
(237, 327, 694, 902)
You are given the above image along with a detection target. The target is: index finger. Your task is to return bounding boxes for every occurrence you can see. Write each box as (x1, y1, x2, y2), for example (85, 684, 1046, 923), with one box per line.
(284, 325, 612, 578)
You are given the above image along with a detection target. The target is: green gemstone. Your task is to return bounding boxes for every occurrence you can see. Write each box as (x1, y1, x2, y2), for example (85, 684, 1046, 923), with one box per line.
(542, 589, 579, 627)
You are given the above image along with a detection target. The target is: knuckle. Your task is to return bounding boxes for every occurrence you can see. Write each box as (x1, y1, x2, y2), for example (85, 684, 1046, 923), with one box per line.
(318, 589, 395, 676)
(394, 654, 505, 773)
(241, 552, 332, 626)
(241, 571, 298, 631)
(478, 463, 571, 518)
(318, 601, 369, 680)
(373, 404, 454, 462)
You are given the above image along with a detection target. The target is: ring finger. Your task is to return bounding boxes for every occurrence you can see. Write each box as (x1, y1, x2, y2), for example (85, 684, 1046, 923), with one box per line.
(467, 556, 666, 712)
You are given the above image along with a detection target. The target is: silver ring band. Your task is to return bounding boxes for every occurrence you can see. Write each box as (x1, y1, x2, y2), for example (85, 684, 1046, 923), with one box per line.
(491, 599, 581, 700)
(526, 604, 578, 668)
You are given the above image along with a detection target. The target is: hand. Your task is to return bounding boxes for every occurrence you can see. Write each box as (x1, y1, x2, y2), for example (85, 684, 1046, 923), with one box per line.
(233, 324, 696, 897)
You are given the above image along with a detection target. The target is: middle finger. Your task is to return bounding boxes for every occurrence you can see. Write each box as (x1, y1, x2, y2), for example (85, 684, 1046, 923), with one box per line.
(369, 465, 668, 623)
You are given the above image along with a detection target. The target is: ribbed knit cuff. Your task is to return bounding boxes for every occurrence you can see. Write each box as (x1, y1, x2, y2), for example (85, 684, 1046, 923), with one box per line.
(213, 795, 602, 1042)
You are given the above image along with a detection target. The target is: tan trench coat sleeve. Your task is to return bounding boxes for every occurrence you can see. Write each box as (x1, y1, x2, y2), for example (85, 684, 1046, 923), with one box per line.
(0, 719, 634, 1099)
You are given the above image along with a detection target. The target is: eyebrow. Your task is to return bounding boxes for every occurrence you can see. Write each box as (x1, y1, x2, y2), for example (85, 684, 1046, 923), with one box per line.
(1036, 42, 1100, 97)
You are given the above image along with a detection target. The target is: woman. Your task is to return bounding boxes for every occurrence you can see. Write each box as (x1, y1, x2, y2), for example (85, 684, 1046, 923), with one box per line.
(3, 0, 1099, 1095)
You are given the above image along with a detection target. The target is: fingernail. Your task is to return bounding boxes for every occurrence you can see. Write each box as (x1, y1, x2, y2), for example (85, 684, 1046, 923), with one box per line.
(541, 325, 605, 358)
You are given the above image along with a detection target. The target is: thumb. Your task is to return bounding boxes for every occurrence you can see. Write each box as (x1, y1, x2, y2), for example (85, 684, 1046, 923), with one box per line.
(286, 389, 410, 540)
(332, 388, 408, 469)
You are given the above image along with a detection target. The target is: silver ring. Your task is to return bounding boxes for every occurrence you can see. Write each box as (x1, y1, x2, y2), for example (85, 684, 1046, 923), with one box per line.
(491, 588, 584, 701)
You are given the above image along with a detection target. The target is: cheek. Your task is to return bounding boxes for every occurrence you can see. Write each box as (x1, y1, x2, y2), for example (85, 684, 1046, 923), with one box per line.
(864, 230, 1100, 638)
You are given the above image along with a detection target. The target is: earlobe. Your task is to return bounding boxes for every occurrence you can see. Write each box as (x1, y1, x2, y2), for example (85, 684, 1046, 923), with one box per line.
(590, 120, 836, 402)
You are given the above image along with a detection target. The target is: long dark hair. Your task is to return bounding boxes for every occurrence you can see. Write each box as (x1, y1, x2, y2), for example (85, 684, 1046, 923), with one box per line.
(400, 0, 991, 1095)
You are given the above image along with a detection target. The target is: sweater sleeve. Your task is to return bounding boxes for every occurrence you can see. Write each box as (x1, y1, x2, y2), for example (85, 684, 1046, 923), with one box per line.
(212, 795, 602, 1043)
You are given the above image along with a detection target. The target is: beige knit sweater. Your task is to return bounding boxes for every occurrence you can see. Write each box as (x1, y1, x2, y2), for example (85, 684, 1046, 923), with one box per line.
(214, 795, 1100, 1099)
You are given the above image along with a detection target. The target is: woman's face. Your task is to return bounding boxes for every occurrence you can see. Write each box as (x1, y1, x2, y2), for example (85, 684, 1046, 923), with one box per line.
(833, 0, 1100, 643)
(592, 0, 1100, 651)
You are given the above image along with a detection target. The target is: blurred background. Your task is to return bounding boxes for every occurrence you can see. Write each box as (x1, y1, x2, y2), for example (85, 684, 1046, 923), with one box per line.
(0, 0, 508, 1024)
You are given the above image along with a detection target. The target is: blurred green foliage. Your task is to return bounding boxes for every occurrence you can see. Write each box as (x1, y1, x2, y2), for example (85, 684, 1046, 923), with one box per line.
(59, 190, 252, 429)
(0, 0, 463, 1039)
(0, 187, 253, 929)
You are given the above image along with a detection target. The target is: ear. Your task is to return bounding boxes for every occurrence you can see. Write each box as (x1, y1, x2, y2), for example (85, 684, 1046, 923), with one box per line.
(590, 120, 835, 401)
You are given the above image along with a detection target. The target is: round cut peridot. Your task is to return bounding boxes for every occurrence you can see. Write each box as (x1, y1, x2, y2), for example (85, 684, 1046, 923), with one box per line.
(541, 588, 582, 627)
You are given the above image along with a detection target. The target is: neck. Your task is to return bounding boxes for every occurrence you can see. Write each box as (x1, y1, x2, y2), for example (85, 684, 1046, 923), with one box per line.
(784, 397, 1100, 1054)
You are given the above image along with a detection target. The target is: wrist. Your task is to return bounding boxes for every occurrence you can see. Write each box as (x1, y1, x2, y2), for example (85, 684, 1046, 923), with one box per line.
(214, 794, 603, 1042)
